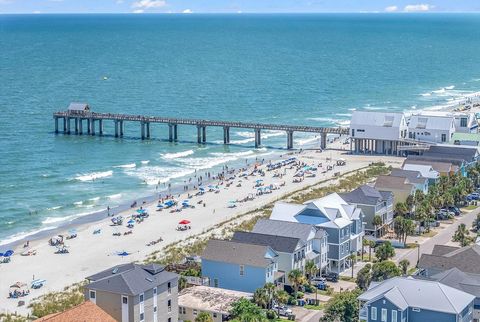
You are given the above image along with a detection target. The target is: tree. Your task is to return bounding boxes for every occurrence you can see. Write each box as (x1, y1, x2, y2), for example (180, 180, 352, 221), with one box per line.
(253, 288, 269, 309)
(361, 238, 369, 261)
(393, 216, 415, 244)
(178, 276, 187, 291)
(230, 298, 265, 320)
(368, 240, 376, 261)
(372, 215, 383, 238)
(287, 269, 305, 298)
(195, 312, 214, 322)
(273, 290, 289, 307)
(405, 195, 415, 213)
(375, 241, 395, 261)
(320, 289, 361, 322)
(304, 260, 317, 286)
(348, 252, 356, 278)
(371, 261, 401, 282)
(453, 223, 472, 247)
(356, 263, 372, 291)
(399, 259, 410, 275)
(395, 202, 408, 218)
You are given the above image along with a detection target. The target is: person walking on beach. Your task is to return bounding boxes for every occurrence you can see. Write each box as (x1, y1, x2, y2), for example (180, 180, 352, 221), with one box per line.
(107, 206, 110, 216)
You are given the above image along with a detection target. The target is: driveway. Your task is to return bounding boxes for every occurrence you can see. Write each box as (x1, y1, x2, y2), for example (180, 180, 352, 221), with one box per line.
(291, 306, 324, 322)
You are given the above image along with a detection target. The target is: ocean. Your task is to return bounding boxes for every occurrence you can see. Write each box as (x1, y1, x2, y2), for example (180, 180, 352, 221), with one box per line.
(1, 13, 480, 245)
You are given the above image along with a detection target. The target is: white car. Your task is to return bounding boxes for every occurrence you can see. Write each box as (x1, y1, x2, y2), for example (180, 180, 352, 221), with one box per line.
(273, 305, 293, 316)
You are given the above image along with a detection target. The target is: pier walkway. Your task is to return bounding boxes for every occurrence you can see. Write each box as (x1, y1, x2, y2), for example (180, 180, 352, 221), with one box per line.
(53, 105, 348, 149)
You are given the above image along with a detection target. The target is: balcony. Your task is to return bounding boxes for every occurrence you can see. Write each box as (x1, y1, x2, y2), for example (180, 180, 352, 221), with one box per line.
(359, 307, 368, 321)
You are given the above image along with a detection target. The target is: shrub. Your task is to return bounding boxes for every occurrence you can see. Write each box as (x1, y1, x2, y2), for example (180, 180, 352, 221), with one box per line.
(265, 310, 277, 319)
(29, 282, 85, 318)
(296, 291, 304, 299)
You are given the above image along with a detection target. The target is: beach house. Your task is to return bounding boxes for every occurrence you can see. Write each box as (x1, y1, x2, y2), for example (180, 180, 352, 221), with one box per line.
(34, 301, 116, 322)
(390, 169, 429, 194)
(418, 244, 480, 277)
(349, 111, 408, 155)
(231, 231, 312, 284)
(84, 263, 178, 322)
(252, 219, 329, 274)
(417, 111, 478, 133)
(269, 193, 364, 273)
(419, 268, 480, 322)
(403, 159, 456, 177)
(201, 239, 280, 293)
(451, 133, 480, 147)
(374, 175, 416, 205)
(178, 286, 252, 322)
(358, 277, 475, 322)
(407, 114, 456, 143)
(340, 185, 394, 238)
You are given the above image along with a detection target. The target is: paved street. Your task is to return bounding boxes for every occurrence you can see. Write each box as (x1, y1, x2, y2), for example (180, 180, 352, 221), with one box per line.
(396, 207, 480, 267)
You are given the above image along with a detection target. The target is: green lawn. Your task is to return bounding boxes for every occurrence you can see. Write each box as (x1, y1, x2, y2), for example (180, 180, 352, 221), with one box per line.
(305, 303, 325, 310)
(464, 205, 478, 211)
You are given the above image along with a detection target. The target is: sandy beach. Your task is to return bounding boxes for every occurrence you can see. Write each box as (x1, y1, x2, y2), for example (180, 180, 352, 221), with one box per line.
(0, 138, 404, 315)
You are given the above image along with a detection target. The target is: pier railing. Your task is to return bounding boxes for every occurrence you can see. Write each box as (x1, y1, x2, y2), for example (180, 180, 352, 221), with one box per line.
(53, 110, 349, 149)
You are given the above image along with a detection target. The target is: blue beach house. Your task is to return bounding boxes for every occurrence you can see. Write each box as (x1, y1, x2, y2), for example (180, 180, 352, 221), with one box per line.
(358, 277, 474, 322)
(201, 239, 279, 293)
(269, 193, 364, 273)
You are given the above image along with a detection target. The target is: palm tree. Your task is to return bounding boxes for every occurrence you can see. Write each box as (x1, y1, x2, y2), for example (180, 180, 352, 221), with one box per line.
(274, 289, 289, 308)
(399, 259, 410, 275)
(195, 312, 214, 322)
(253, 288, 268, 309)
(395, 202, 408, 217)
(263, 282, 275, 309)
(453, 223, 471, 247)
(304, 260, 318, 285)
(287, 269, 305, 298)
(361, 238, 370, 261)
(368, 240, 375, 261)
(348, 252, 356, 278)
(372, 215, 383, 238)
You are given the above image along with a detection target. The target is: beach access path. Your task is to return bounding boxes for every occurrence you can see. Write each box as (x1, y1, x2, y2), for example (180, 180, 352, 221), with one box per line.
(0, 140, 403, 316)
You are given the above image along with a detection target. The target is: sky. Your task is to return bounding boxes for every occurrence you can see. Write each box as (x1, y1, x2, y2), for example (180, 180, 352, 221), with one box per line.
(1, 0, 480, 14)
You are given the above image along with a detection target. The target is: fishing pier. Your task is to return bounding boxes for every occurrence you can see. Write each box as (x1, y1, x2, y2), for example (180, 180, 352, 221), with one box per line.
(53, 103, 348, 149)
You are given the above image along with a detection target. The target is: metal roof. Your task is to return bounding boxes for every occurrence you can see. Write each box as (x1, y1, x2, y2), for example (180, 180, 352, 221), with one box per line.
(409, 115, 454, 131)
(85, 263, 177, 296)
(231, 231, 302, 253)
(202, 239, 277, 268)
(252, 218, 327, 243)
(68, 103, 89, 111)
(351, 111, 406, 128)
(358, 277, 474, 314)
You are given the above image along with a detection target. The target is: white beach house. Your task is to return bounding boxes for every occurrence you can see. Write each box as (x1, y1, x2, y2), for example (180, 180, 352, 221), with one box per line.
(417, 111, 478, 133)
(349, 111, 408, 155)
(407, 114, 456, 144)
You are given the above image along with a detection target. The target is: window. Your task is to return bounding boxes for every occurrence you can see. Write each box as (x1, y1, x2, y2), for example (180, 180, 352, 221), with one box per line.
(357, 129, 365, 132)
(168, 299, 171, 313)
(139, 293, 144, 302)
(392, 310, 398, 322)
(441, 133, 446, 142)
(122, 296, 128, 304)
(193, 309, 198, 315)
(381, 308, 387, 322)
(167, 282, 171, 294)
(352, 129, 355, 137)
(182, 307, 186, 314)
(213, 278, 218, 287)
(154, 306, 157, 313)
(168, 319, 171, 322)
(89, 291, 96, 299)
(412, 307, 420, 312)
(213, 312, 217, 318)
(461, 117, 468, 127)
(239, 265, 245, 276)
(371, 307, 377, 320)
(294, 253, 297, 262)
(153, 287, 157, 295)
(139, 313, 144, 321)
(179, 307, 182, 314)
(302, 249, 305, 258)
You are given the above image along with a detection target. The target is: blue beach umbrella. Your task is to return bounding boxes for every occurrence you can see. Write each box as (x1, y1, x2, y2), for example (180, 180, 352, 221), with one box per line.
(127, 219, 135, 224)
(136, 209, 146, 214)
(4, 250, 14, 257)
(117, 251, 130, 257)
(68, 228, 77, 234)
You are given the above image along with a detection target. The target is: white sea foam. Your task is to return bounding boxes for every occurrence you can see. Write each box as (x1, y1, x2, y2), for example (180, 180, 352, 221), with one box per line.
(75, 170, 113, 182)
(108, 193, 122, 199)
(420, 92, 431, 97)
(161, 150, 194, 159)
(445, 85, 455, 90)
(73, 201, 83, 206)
(47, 206, 62, 211)
(124, 165, 196, 185)
(141, 160, 150, 164)
(89, 197, 101, 202)
(0, 226, 58, 247)
(42, 214, 81, 225)
(114, 163, 136, 169)
(432, 88, 446, 94)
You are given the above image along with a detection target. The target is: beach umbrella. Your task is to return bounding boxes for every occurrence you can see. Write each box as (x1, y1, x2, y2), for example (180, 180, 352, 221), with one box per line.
(127, 219, 135, 224)
(4, 250, 14, 257)
(0, 253, 3, 257)
(178, 220, 190, 225)
(117, 251, 130, 257)
(157, 204, 164, 208)
(256, 179, 263, 183)
(199, 187, 205, 191)
(136, 209, 146, 214)
(68, 228, 77, 234)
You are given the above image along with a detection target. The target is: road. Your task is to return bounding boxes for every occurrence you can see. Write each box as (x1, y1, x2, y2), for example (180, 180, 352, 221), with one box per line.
(397, 207, 480, 267)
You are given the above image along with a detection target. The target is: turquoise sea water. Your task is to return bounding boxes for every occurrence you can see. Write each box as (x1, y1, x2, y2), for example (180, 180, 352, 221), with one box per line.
(1, 13, 480, 244)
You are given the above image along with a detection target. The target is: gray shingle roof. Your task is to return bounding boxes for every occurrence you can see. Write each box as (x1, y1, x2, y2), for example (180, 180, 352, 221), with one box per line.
(425, 268, 480, 298)
(403, 159, 454, 173)
(390, 169, 427, 185)
(419, 245, 480, 274)
(340, 185, 391, 206)
(358, 277, 474, 314)
(202, 239, 277, 268)
(231, 231, 301, 253)
(252, 218, 326, 243)
(86, 263, 178, 296)
(374, 175, 415, 191)
(424, 145, 478, 162)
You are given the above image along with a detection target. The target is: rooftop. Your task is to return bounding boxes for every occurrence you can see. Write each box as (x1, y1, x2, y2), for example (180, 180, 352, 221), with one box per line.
(418, 244, 480, 275)
(389, 169, 427, 185)
(340, 184, 392, 206)
(358, 277, 474, 314)
(231, 231, 302, 253)
(85, 263, 178, 296)
(374, 175, 415, 191)
(403, 158, 454, 173)
(252, 218, 327, 243)
(34, 301, 116, 322)
(179, 286, 252, 314)
(408, 115, 454, 130)
(350, 111, 405, 128)
(202, 239, 277, 268)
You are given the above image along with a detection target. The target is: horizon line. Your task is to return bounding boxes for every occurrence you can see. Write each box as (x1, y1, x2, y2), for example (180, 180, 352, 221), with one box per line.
(2, 11, 480, 15)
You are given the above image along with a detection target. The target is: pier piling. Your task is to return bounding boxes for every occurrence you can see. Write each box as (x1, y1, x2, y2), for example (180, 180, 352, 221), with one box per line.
(90, 119, 95, 136)
(254, 129, 261, 148)
(287, 130, 294, 149)
(140, 122, 145, 140)
(320, 133, 327, 150)
(223, 126, 230, 144)
(54, 117, 59, 134)
(99, 119, 103, 135)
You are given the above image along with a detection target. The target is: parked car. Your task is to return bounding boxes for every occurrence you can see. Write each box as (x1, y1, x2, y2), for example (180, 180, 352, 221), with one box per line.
(273, 305, 293, 317)
(322, 272, 339, 282)
(316, 281, 327, 290)
(448, 206, 461, 216)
